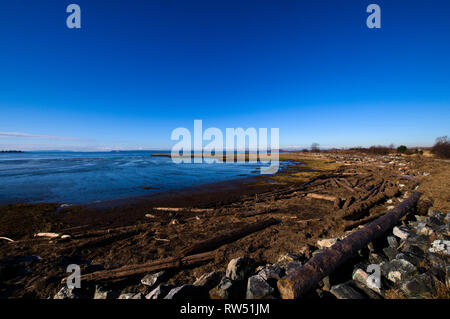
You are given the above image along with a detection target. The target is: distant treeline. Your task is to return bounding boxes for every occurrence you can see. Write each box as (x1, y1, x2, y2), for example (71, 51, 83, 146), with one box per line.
(431, 136, 450, 159)
(0, 150, 24, 153)
(298, 137, 450, 159)
(299, 143, 423, 155)
(347, 146, 423, 155)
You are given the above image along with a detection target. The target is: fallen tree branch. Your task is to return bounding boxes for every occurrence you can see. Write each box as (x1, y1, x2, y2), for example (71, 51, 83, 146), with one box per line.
(0, 236, 14, 242)
(182, 218, 280, 256)
(277, 191, 422, 299)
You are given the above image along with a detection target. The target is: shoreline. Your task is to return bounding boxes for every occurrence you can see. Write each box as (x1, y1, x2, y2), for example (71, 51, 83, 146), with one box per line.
(0, 152, 448, 299)
(0, 151, 284, 207)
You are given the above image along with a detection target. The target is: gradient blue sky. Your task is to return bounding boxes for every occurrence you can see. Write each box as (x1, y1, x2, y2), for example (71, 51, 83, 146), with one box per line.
(0, 0, 449, 151)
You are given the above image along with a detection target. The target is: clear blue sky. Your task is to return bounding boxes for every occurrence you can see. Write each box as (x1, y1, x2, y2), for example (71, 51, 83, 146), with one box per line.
(0, 0, 449, 151)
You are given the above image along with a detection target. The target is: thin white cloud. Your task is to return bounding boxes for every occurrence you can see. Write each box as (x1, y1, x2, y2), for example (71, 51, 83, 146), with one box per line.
(0, 132, 85, 141)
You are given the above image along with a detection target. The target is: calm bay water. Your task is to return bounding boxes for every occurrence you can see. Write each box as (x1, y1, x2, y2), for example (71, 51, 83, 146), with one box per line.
(0, 151, 263, 205)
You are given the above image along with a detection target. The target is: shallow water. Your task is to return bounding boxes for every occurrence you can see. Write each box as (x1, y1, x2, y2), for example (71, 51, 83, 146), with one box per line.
(0, 151, 265, 204)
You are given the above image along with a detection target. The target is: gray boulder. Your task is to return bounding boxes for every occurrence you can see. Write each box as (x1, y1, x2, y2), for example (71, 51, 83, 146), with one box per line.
(330, 283, 367, 299)
(380, 259, 417, 283)
(93, 285, 119, 299)
(400, 273, 436, 298)
(429, 240, 450, 255)
(258, 265, 284, 281)
(387, 236, 399, 249)
(395, 252, 422, 268)
(53, 286, 81, 299)
(246, 275, 274, 299)
(428, 210, 446, 223)
(393, 226, 411, 240)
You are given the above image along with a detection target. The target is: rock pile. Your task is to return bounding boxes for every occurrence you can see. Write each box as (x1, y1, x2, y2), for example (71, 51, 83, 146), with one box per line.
(326, 208, 449, 299)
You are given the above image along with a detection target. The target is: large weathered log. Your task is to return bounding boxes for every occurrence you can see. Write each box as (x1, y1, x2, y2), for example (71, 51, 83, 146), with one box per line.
(277, 191, 422, 299)
(62, 251, 215, 284)
(182, 218, 279, 255)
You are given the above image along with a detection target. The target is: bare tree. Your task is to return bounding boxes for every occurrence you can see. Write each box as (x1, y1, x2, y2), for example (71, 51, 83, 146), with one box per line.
(432, 136, 450, 159)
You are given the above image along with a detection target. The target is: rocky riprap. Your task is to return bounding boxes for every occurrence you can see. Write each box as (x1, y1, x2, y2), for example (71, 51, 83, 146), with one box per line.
(53, 208, 449, 299)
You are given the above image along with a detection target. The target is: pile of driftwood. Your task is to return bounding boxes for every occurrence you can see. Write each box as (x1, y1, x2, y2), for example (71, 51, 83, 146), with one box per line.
(62, 218, 280, 284)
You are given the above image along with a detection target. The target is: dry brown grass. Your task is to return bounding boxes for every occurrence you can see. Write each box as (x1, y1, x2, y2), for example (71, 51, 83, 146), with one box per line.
(415, 159, 450, 212)
(271, 154, 340, 184)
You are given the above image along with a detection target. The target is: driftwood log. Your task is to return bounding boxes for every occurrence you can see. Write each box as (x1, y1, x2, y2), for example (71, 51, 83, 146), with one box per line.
(182, 218, 279, 255)
(277, 191, 422, 299)
(62, 251, 215, 284)
(306, 193, 337, 202)
(34, 232, 60, 239)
